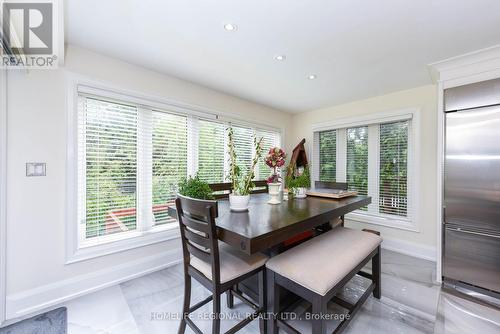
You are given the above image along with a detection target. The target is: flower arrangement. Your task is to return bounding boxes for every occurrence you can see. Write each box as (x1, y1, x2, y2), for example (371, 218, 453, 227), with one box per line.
(227, 127, 264, 196)
(265, 147, 286, 184)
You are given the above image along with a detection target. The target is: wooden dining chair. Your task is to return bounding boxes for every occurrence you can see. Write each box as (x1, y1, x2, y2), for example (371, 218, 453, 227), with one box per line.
(176, 194, 268, 334)
(209, 181, 269, 199)
(314, 181, 349, 230)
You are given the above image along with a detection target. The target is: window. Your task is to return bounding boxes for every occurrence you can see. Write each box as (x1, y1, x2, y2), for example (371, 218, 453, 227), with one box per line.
(313, 111, 417, 230)
(74, 86, 281, 255)
(152, 111, 188, 225)
(346, 127, 368, 197)
(197, 119, 225, 183)
(379, 121, 408, 216)
(319, 130, 336, 182)
(83, 98, 138, 238)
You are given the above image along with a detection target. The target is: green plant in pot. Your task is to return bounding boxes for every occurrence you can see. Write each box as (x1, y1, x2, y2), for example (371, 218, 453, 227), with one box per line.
(286, 165, 311, 199)
(177, 174, 214, 200)
(227, 127, 263, 211)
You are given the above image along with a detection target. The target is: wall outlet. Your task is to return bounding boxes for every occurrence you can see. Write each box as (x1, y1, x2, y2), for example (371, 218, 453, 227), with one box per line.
(26, 162, 46, 177)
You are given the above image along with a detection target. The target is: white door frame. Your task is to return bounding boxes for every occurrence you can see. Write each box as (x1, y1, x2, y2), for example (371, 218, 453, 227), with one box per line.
(0, 68, 7, 325)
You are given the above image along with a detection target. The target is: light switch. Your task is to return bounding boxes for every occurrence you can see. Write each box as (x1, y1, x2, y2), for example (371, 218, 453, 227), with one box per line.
(26, 162, 46, 177)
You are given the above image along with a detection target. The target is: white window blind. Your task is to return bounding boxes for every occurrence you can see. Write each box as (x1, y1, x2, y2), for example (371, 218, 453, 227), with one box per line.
(379, 121, 409, 217)
(313, 115, 414, 227)
(152, 111, 188, 225)
(232, 125, 254, 175)
(76, 88, 281, 246)
(79, 97, 138, 239)
(346, 126, 369, 197)
(197, 119, 225, 183)
(319, 130, 337, 182)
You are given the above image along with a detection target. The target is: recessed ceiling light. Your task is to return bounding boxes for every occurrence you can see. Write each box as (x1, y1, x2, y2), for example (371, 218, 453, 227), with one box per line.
(308, 74, 317, 80)
(223, 23, 237, 31)
(274, 55, 286, 61)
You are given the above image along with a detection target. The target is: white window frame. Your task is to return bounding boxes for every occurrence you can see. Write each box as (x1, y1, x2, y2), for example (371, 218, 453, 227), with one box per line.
(0, 64, 7, 325)
(311, 108, 421, 231)
(66, 75, 283, 263)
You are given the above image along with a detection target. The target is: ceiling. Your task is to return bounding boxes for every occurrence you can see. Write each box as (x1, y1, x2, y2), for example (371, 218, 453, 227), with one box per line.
(66, 0, 500, 113)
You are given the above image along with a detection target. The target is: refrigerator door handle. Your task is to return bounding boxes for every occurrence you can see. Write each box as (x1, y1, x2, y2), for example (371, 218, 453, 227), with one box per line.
(445, 226, 500, 239)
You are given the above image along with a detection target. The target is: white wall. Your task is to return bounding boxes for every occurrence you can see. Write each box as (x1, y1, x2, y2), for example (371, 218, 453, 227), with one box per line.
(290, 85, 438, 259)
(4, 45, 292, 320)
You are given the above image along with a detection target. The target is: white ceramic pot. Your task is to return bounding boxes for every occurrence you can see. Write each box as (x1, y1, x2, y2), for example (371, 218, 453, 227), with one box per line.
(229, 194, 250, 212)
(294, 187, 307, 199)
(267, 182, 281, 205)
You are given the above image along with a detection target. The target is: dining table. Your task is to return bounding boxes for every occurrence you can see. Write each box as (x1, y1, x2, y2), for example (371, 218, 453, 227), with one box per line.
(213, 193, 372, 255)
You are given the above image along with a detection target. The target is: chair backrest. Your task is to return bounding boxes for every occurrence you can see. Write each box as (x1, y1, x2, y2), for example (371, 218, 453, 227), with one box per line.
(251, 180, 269, 194)
(175, 194, 221, 282)
(209, 182, 232, 199)
(315, 181, 348, 190)
(209, 181, 269, 199)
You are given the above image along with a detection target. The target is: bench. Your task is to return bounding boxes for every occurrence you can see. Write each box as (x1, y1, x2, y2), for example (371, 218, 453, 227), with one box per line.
(266, 227, 382, 334)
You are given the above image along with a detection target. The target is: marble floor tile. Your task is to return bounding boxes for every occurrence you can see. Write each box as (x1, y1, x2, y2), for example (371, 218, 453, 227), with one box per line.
(284, 275, 435, 334)
(366, 249, 438, 287)
(434, 291, 500, 334)
(49, 250, 499, 334)
(64, 285, 139, 334)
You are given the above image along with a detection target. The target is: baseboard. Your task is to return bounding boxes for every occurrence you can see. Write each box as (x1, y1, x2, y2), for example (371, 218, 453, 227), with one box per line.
(5, 248, 182, 320)
(381, 237, 436, 262)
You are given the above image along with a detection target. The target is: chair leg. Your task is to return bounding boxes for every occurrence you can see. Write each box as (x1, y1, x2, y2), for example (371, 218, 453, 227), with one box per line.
(178, 274, 191, 334)
(258, 270, 267, 334)
(212, 291, 221, 334)
(266, 269, 279, 334)
(311, 294, 327, 334)
(226, 288, 234, 309)
(373, 245, 381, 299)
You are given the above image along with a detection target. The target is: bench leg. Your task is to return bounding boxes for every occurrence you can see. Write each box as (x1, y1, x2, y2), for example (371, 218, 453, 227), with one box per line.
(372, 245, 381, 299)
(266, 269, 279, 334)
(258, 270, 267, 334)
(311, 294, 327, 334)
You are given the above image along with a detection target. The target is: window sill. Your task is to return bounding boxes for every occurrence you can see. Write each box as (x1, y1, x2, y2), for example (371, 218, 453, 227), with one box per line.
(66, 224, 180, 264)
(345, 211, 419, 232)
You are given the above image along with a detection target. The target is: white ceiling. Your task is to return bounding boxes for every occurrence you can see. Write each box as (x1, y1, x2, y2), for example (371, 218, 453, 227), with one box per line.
(66, 0, 500, 113)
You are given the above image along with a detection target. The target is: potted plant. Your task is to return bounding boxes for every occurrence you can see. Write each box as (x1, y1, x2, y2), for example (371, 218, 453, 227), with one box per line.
(227, 127, 263, 211)
(265, 147, 286, 204)
(177, 174, 214, 200)
(286, 165, 311, 199)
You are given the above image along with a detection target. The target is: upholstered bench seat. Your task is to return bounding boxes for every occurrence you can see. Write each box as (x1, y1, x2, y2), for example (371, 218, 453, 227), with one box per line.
(191, 242, 269, 283)
(266, 227, 382, 296)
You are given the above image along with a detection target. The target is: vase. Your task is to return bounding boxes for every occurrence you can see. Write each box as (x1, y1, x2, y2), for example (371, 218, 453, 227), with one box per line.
(294, 187, 307, 199)
(268, 182, 281, 204)
(229, 194, 250, 211)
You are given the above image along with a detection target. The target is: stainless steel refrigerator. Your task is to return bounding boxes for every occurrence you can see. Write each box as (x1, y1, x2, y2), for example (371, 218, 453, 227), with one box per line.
(443, 78, 500, 299)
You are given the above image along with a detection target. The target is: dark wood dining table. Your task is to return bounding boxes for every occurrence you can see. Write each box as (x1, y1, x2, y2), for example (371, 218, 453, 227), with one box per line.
(214, 193, 372, 255)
